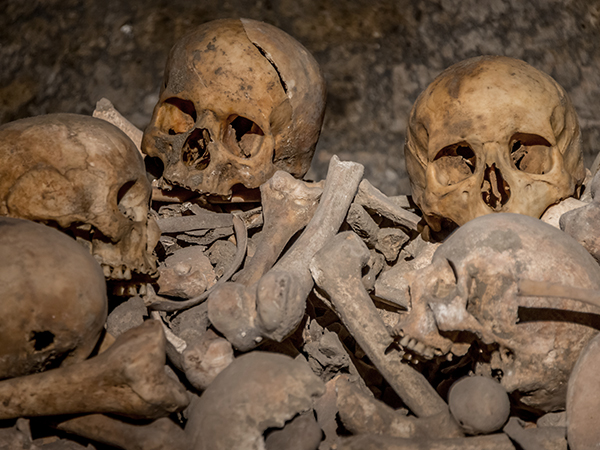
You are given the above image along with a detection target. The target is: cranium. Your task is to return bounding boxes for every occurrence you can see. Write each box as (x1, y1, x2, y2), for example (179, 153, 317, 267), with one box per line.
(0, 113, 159, 280)
(142, 18, 326, 198)
(396, 213, 600, 413)
(0, 217, 107, 379)
(405, 55, 585, 232)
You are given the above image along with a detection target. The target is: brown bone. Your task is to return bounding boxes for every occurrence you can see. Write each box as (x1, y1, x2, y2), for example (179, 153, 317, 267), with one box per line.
(0, 320, 189, 420)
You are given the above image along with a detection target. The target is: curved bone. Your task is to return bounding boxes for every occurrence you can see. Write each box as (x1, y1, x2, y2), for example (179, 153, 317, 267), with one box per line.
(0, 320, 189, 420)
(93, 98, 143, 154)
(309, 231, 456, 422)
(208, 155, 364, 351)
(517, 279, 600, 309)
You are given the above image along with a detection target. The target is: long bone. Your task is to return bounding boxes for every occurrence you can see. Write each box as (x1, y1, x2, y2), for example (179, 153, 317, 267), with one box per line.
(309, 231, 458, 425)
(208, 155, 364, 351)
(0, 320, 189, 420)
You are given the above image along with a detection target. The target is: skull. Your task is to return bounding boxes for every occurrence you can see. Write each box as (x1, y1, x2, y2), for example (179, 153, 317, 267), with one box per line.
(397, 213, 600, 413)
(0, 217, 107, 379)
(405, 55, 585, 232)
(0, 113, 160, 280)
(142, 18, 326, 198)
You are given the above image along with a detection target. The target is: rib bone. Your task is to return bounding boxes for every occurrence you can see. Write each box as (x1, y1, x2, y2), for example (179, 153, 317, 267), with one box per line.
(0, 320, 189, 420)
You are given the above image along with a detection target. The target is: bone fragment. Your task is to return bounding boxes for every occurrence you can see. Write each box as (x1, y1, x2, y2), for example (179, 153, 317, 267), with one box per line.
(264, 411, 323, 450)
(234, 170, 323, 286)
(186, 352, 325, 450)
(560, 201, 600, 263)
(156, 212, 233, 234)
(503, 417, 567, 450)
(517, 279, 600, 309)
(540, 197, 587, 229)
(309, 231, 457, 423)
(93, 98, 143, 154)
(208, 155, 364, 350)
(346, 202, 381, 247)
(0, 320, 189, 420)
(157, 246, 217, 299)
(56, 415, 190, 450)
(147, 214, 247, 311)
(337, 376, 462, 439)
(354, 179, 421, 231)
(337, 433, 515, 450)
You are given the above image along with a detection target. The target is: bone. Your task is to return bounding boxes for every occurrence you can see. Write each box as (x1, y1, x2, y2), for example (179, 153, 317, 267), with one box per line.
(0, 320, 189, 420)
(156, 211, 233, 234)
(337, 376, 462, 440)
(55, 414, 190, 450)
(157, 246, 217, 299)
(234, 170, 323, 286)
(540, 197, 587, 229)
(447, 376, 510, 435)
(560, 200, 600, 263)
(309, 231, 458, 425)
(336, 433, 516, 450)
(517, 279, 600, 308)
(354, 179, 421, 231)
(208, 155, 364, 351)
(503, 417, 567, 450)
(93, 97, 144, 154)
(186, 351, 325, 450)
(147, 214, 247, 311)
(567, 331, 600, 450)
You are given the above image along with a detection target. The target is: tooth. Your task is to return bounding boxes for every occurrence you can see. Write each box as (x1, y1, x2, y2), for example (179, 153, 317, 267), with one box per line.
(113, 284, 126, 296)
(123, 267, 132, 280)
(112, 266, 124, 279)
(138, 284, 147, 295)
(414, 342, 426, 354)
(127, 285, 137, 296)
(407, 338, 417, 350)
(399, 336, 410, 347)
(102, 265, 112, 278)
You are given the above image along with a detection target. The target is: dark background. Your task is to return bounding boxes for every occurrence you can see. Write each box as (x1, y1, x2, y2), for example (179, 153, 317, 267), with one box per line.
(2, 0, 599, 195)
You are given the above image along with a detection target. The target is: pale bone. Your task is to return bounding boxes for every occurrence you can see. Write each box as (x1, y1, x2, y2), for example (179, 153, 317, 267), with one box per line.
(405, 55, 585, 232)
(336, 376, 462, 439)
(540, 197, 587, 229)
(0, 320, 189, 420)
(397, 213, 600, 412)
(503, 417, 567, 450)
(56, 414, 190, 450)
(234, 170, 323, 286)
(208, 155, 364, 351)
(309, 230, 457, 424)
(142, 18, 326, 198)
(186, 351, 325, 450)
(567, 332, 600, 450)
(0, 113, 159, 279)
(146, 214, 247, 311)
(93, 98, 143, 155)
(337, 433, 515, 450)
(354, 179, 421, 231)
(0, 217, 107, 380)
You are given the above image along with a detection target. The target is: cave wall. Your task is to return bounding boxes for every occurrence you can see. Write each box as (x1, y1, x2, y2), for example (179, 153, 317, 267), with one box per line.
(2, 0, 599, 195)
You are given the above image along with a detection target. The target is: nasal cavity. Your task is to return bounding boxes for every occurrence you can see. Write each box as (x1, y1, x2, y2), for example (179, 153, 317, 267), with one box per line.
(182, 128, 211, 170)
(481, 163, 510, 211)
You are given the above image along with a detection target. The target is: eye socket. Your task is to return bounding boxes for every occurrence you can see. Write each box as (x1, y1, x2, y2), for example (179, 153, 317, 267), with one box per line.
(510, 133, 553, 174)
(432, 142, 476, 186)
(155, 98, 197, 135)
(117, 180, 145, 221)
(223, 115, 265, 158)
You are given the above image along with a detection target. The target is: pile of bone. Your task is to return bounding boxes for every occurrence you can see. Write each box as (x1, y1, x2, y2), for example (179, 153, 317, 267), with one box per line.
(2, 17, 600, 450)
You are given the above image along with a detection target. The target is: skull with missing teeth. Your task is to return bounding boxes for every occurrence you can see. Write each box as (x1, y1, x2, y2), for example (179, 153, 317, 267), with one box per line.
(0, 113, 159, 281)
(405, 55, 585, 232)
(142, 18, 326, 198)
(396, 213, 600, 413)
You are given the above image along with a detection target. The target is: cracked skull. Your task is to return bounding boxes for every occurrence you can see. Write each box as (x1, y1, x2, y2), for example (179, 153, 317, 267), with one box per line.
(0, 113, 159, 280)
(405, 55, 585, 232)
(396, 213, 600, 413)
(142, 18, 326, 198)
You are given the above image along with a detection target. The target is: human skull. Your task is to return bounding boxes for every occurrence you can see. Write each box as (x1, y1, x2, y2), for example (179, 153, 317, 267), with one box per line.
(0, 217, 107, 379)
(405, 55, 585, 232)
(396, 213, 600, 413)
(142, 18, 326, 198)
(0, 113, 159, 280)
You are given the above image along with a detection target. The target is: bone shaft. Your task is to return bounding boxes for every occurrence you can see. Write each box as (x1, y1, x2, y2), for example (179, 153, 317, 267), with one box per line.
(156, 213, 233, 233)
(338, 433, 515, 450)
(311, 232, 450, 419)
(56, 414, 190, 450)
(518, 279, 600, 308)
(355, 179, 421, 231)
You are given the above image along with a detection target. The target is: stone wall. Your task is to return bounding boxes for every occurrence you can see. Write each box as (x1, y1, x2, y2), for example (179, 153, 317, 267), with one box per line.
(2, 0, 599, 195)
